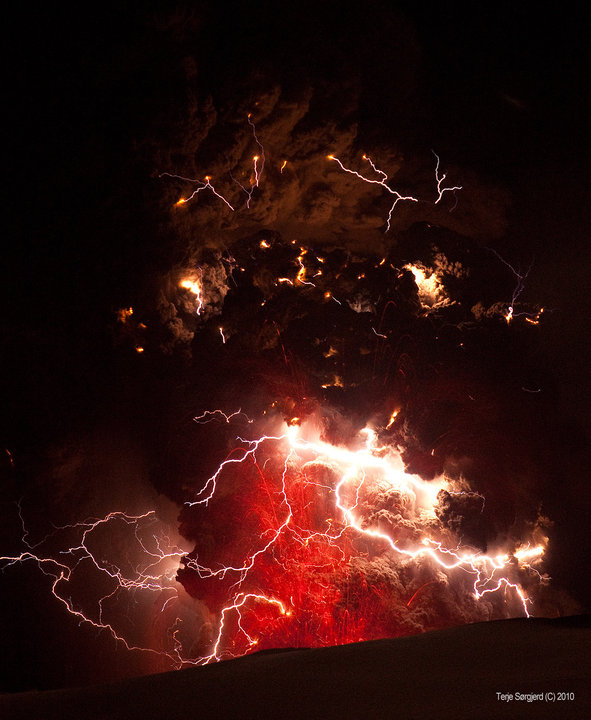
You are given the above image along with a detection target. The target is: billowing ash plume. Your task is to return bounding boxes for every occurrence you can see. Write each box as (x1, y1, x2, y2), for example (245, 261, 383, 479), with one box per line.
(113, 7, 576, 654)
(3, 2, 583, 686)
(126, 87, 567, 651)
(154, 86, 509, 255)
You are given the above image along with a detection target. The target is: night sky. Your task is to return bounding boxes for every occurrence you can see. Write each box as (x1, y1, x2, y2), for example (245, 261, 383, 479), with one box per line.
(2, 1, 590, 693)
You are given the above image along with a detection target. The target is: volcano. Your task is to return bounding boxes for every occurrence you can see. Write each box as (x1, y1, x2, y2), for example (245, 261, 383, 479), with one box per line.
(2, 0, 590, 699)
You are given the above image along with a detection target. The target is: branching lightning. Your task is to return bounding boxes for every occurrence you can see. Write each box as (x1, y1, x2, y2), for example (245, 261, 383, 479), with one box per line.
(161, 113, 267, 212)
(1, 509, 189, 665)
(327, 153, 419, 232)
(487, 248, 544, 323)
(327, 151, 462, 231)
(432, 150, 462, 205)
(173, 414, 547, 661)
(160, 172, 236, 211)
(3, 113, 555, 678)
(3, 412, 548, 667)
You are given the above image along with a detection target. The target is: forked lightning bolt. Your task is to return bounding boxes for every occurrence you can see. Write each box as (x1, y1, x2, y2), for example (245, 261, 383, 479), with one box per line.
(328, 151, 462, 231)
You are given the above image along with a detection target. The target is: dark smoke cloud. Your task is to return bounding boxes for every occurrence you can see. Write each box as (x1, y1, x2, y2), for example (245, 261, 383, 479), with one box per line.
(3, 0, 588, 691)
(154, 85, 510, 257)
(136, 18, 584, 622)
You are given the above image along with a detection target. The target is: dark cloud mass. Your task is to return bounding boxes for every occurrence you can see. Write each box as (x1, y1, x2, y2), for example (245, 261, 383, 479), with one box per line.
(2, 0, 590, 693)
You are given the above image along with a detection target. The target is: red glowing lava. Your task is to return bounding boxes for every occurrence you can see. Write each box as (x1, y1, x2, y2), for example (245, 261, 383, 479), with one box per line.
(176, 416, 546, 662)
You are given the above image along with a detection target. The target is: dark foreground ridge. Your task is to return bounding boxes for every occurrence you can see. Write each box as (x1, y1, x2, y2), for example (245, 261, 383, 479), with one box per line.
(2, 616, 589, 719)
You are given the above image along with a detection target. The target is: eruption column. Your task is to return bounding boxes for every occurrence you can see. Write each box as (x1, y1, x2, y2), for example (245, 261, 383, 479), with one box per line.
(177, 416, 547, 661)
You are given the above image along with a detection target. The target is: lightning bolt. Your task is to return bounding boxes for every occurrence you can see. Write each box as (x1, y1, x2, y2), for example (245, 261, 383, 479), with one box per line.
(487, 248, 544, 324)
(5, 113, 553, 674)
(327, 153, 419, 232)
(327, 151, 462, 231)
(1, 509, 190, 666)
(2, 411, 548, 667)
(161, 172, 236, 211)
(174, 413, 547, 661)
(162, 114, 267, 211)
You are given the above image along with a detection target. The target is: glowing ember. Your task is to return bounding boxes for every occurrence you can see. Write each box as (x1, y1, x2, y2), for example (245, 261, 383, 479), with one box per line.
(386, 409, 399, 429)
(117, 307, 134, 323)
(403, 262, 451, 310)
(180, 277, 204, 315)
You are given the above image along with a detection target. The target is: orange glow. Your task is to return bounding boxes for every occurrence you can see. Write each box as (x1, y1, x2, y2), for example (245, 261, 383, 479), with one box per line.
(525, 308, 544, 325)
(321, 375, 344, 389)
(180, 277, 204, 314)
(180, 279, 200, 295)
(514, 544, 545, 563)
(117, 307, 133, 323)
(403, 262, 451, 310)
(295, 248, 316, 286)
(386, 410, 399, 429)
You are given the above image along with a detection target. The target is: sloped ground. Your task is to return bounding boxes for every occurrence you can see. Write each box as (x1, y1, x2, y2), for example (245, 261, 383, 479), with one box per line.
(2, 615, 588, 719)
